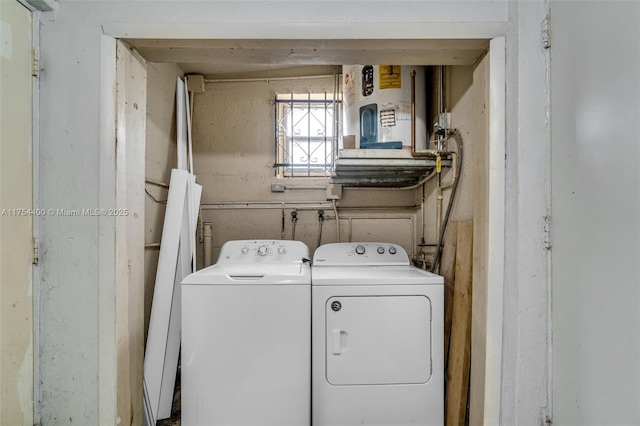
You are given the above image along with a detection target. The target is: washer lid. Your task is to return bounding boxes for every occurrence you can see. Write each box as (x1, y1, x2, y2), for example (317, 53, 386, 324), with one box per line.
(182, 263, 311, 285)
(312, 265, 443, 286)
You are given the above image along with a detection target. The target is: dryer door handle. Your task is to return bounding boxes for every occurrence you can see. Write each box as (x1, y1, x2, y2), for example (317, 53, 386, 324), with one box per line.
(332, 329, 342, 355)
(332, 329, 348, 355)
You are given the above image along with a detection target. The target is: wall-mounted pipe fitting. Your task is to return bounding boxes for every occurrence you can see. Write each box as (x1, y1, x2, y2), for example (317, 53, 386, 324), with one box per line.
(203, 222, 213, 267)
(291, 210, 298, 240)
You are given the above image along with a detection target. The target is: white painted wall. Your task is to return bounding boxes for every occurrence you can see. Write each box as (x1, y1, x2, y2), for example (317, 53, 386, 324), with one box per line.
(34, 1, 557, 424)
(498, 1, 552, 424)
(0, 2, 33, 424)
(114, 40, 146, 426)
(193, 73, 347, 260)
(551, 2, 640, 424)
(190, 68, 489, 262)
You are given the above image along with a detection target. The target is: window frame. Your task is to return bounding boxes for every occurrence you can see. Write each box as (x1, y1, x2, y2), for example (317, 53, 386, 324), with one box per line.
(274, 92, 342, 178)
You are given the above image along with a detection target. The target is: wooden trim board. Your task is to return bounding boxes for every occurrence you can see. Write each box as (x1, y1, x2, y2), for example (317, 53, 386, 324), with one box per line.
(441, 221, 458, 369)
(446, 220, 473, 426)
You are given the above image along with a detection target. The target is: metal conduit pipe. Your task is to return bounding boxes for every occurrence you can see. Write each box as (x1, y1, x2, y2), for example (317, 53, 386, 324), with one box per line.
(421, 182, 427, 246)
(333, 70, 340, 167)
(201, 202, 419, 211)
(200, 202, 333, 210)
(204, 75, 335, 84)
(282, 186, 326, 191)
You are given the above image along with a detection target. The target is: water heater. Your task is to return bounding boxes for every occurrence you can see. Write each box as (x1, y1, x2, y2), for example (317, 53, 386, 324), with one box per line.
(342, 65, 427, 150)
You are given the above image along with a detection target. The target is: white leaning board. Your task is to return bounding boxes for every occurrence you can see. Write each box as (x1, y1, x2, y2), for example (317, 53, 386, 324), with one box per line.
(176, 78, 188, 170)
(144, 169, 201, 423)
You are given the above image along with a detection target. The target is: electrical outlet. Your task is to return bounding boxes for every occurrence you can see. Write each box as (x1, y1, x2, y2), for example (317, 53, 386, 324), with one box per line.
(271, 184, 286, 193)
(326, 184, 342, 200)
(186, 74, 206, 93)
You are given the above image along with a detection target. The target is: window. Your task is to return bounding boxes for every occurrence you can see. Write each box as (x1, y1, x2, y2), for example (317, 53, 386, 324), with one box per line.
(275, 93, 342, 177)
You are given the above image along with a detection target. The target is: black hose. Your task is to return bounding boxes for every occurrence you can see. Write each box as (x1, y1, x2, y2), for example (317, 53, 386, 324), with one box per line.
(316, 210, 325, 249)
(291, 210, 298, 240)
(430, 129, 463, 273)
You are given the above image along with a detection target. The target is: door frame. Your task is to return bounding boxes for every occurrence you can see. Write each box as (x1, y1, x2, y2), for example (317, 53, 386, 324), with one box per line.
(16, 1, 55, 422)
(99, 23, 506, 425)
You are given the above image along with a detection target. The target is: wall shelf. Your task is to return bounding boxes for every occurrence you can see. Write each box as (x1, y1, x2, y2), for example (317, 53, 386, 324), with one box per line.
(332, 149, 450, 187)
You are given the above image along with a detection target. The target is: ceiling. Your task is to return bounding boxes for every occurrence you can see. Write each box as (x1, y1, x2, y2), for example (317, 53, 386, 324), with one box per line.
(123, 38, 490, 76)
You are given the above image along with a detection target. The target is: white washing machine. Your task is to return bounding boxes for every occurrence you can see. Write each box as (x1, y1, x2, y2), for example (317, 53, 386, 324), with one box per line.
(181, 240, 311, 426)
(312, 243, 444, 426)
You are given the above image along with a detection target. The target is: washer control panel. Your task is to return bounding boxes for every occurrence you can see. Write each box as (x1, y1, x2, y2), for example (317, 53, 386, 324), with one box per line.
(313, 242, 409, 266)
(218, 240, 310, 264)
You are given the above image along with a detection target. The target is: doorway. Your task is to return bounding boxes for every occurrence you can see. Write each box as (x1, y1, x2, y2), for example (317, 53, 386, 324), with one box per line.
(105, 30, 505, 425)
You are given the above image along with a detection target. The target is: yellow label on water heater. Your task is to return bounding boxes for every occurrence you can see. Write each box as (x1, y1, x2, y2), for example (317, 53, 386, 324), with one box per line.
(379, 65, 401, 89)
(436, 155, 442, 173)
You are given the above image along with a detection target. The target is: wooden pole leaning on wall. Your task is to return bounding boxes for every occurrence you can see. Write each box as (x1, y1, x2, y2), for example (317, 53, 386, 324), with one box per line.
(445, 220, 473, 426)
(440, 221, 458, 368)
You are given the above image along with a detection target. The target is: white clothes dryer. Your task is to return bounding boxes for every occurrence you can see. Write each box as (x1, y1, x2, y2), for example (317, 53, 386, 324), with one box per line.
(312, 243, 444, 426)
(181, 240, 311, 426)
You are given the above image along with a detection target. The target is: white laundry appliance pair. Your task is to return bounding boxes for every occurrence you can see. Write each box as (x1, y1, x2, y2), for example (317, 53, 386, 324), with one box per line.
(181, 240, 443, 426)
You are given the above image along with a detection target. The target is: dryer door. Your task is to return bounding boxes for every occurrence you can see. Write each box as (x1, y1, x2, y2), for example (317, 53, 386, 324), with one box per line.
(325, 295, 432, 386)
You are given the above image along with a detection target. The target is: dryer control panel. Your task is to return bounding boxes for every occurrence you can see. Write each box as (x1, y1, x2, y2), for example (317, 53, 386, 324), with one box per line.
(313, 242, 409, 266)
(217, 240, 310, 264)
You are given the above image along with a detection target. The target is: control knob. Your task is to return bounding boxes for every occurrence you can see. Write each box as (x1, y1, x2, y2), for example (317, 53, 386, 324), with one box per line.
(257, 246, 269, 256)
(377, 246, 385, 254)
(388, 246, 397, 255)
(355, 244, 366, 255)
